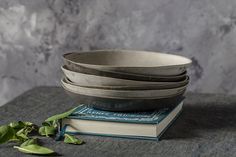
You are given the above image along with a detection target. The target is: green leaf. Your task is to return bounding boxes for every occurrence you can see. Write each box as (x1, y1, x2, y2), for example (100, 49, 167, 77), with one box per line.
(24, 125, 36, 134)
(39, 126, 56, 137)
(16, 128, 29, 140)
(9, 121, 33, 129)
(13, 122, 36, 141)
(64, 134, 84, 145)
(45, 107, 77, 122)
(20, 138, 38, 147)
(9, 121, 24, 129)
(42, 121, 58, 128)
(17, 133, 29, 140)
(14, 144, 54, 155)
(9, 135, 21, 143)
(22, 122, 33, 126)
(9, 121, 36, 141)
(0, 125, 15, 144)
(52, 120, 58, 128)
(42, 121, 51, 126)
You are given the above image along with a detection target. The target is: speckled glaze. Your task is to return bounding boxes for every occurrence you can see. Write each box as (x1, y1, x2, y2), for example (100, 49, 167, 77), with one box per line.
(61, 77, 187, 99)
(61, 65, 189, 89)
(1, 0, 236, 106)
(63, 50, 192, 76)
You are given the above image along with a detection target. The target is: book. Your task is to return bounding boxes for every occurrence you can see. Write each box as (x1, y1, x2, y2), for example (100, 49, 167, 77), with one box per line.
(61, 101, 183, 140)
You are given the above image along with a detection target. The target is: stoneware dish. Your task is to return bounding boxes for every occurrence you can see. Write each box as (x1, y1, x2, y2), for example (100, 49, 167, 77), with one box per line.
(62, 66, 189, 89)
(63, 50, 192, 76)
(65, 76, 189, 90)
(61, 78, 187, 99)
(62, 64, 187, 82)
(63, 85, 185, 111)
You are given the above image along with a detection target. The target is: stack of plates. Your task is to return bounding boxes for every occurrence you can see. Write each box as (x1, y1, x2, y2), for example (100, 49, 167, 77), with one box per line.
(61, 50, 192, 111)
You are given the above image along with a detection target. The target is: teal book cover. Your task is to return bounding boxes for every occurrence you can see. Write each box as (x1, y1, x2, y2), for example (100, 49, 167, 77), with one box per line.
(60, 102, 183, 141)
(67, 103, 181, 124)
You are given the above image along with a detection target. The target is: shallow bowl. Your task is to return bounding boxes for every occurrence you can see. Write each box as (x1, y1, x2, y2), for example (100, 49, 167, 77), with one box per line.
(63, 86, 185, 111)
(61, 77, 187, 99)
(63, 50, 192, 76)
(62, 67, 189, 89)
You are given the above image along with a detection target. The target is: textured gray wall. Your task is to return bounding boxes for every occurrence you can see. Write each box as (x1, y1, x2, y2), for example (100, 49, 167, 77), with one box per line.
(0, 0, 236, 106)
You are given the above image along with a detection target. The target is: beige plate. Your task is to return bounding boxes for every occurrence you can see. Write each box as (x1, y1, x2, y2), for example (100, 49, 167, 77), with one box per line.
(63, 64, 187, 82)
(62, 65, 189, 88)
(61, 77, 187, 99)
(65, 77, 189, 90)
(63, 50, 192, 76)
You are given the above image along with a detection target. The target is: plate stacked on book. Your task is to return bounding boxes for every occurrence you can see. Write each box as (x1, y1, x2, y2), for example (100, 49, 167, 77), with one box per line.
(61, 50, 192, 111)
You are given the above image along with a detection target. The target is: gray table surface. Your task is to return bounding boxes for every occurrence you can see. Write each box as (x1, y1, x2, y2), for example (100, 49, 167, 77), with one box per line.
(0, 87, 235, 157)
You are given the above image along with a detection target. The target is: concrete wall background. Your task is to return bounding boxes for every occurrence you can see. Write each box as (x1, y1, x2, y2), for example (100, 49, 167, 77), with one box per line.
(1, 0, 236, 106)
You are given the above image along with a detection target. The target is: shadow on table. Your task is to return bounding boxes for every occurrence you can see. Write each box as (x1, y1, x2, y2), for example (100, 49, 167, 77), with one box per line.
(161, 101, 236, 140)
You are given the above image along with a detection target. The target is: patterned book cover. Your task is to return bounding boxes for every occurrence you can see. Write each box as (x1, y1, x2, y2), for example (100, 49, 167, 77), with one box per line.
(67, 102, 183, 124)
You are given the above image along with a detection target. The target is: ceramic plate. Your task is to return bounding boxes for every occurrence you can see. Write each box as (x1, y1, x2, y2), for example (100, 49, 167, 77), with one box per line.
(65, 77, 189, 90)
(62, 64, 187, 82)
(62, 66, 189, 89)
(61, 77, 187, 99)
(63, 50, 192, 76)
(63, 86, 185, 111)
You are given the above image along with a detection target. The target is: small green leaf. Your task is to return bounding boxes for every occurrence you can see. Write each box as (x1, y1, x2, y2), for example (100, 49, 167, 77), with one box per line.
(52, 120, 58, 128)
(17, 133, 29, 140)
(9, 135, 21, 143)
(16, 128, 29, 140)
(20, 138, 38, 147)
(39, 126, 56, 137)
(9, 121, 24, 129)
(22, 122, 33, 126)
(24, 125, 36, 134)
(64, 134, 84, 145)
(14, 123, 36, 140)
(14, 144, 54, 155)
(42, 121, 58, 128)
(9, 121, 33, 129)
(0, 125, 15, 144)
(9, 121, 36, 140)
(42, 121, 51, 126)
(45, 107, 77, 122)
